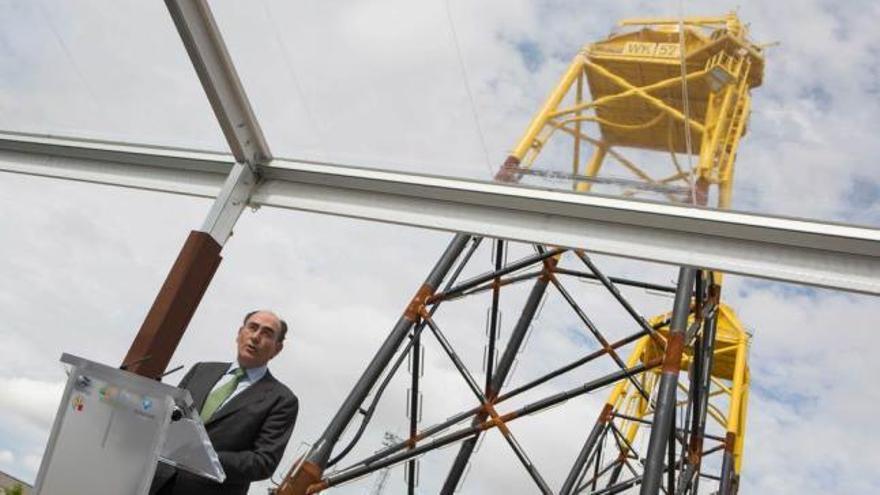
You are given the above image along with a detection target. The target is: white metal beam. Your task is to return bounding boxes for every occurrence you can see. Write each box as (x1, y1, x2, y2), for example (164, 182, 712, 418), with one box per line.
(165, 0, 271, 245)
(1, 131, 878, 295)
(165, 0, 271, 165)
(0, 131, 227, 197)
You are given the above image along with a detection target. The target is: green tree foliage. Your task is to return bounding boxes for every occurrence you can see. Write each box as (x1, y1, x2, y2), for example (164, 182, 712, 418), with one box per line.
(2, 483, 24, 495)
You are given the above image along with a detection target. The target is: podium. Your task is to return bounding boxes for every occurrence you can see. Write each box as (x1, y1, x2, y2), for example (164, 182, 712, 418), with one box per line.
(34, 354, 225, 495)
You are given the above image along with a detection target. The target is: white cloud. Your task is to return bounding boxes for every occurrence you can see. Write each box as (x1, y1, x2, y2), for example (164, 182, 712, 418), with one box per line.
(22, 454, 42, 473)
(0, 377, 64, 430)
(0, 450, 14, 466)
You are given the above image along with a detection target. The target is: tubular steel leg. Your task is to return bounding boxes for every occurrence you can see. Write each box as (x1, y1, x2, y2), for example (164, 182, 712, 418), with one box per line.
(278, 234, 471, 495)
(681, 284, 721, 495)
(440, 255, 558, 494)
(486, 239, 505, 392)
(591, 426, 605, 492)
(407, 329, 421, 495)
(719, 433, 736, 495)
(667, 406, 676, 495)
(639, 266, 696, 495)
(560, 404, 612, 494)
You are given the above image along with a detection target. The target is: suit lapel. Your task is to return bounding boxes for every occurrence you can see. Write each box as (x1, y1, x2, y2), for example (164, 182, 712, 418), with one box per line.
(206, 371, 276, 426)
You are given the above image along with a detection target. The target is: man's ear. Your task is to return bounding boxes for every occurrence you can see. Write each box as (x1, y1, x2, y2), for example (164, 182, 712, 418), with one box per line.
(274, 339, 284, 357)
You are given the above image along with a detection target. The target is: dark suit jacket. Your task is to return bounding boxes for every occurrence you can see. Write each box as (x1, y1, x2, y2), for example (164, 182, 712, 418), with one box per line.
(151, 362, 299, 495)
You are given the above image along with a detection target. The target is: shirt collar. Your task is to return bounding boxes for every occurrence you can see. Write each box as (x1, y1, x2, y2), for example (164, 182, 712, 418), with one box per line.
(229, 360, 268, 383)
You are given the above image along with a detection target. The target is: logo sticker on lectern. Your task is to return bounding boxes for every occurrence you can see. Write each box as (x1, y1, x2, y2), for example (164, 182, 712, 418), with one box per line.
(71, 394, 85, 412)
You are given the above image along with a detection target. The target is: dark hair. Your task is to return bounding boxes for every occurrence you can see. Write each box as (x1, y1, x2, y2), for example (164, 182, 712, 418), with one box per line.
(243, 310, 288, 342)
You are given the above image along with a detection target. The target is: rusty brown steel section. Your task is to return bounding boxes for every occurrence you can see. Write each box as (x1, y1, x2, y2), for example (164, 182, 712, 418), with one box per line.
(277, 460, 323, 495)
(687, 283, 721, 466)
(661, 333, 686, 374)
(121, 230, 222, 378)
(493, 155, 522, 183)
(719, 432, 738, 494)
(404, 283, 435, 321)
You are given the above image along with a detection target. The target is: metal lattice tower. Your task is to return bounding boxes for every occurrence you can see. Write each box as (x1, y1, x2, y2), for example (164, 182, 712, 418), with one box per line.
(278, 12, 765, 495)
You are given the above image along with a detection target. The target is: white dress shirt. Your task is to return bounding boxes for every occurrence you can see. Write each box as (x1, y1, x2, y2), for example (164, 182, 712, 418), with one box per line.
(208, 360, 269, 410)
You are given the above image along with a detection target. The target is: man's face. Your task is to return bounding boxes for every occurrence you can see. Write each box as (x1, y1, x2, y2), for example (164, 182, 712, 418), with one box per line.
(236, 311, 284, 368)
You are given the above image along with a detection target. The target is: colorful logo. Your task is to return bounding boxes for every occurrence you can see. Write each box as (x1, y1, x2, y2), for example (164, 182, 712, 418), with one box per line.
(99, 385, 119, 404)
(142, 398, 153, 411)
(71, 394, 85, 412)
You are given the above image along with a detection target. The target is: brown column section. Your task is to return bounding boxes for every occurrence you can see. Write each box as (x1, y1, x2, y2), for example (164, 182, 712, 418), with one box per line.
(494, 155, 522, 183)
(122, 230, 222, 379)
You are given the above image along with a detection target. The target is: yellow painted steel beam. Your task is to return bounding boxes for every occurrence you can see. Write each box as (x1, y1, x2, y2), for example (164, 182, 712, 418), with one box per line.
(573, 61, 706, 135)
(510, 52, 585, 160)
(618, 16, 731, 27)
(577, 145, 606, 193)
(734, 370, 750, 473)
(549, 69, 709, 119)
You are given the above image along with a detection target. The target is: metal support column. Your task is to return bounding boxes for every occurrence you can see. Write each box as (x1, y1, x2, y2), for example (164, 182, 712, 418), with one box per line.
(679, 283, 721, 494)
(719, 433, 736, 495)
(278, 234, 471, 495)
(123, 0, 270, 378)
(640, 267, 696, 495)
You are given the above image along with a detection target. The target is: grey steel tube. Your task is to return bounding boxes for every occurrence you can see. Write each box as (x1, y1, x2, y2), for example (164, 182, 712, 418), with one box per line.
(552, 277, 651, 401)
(719, 433, 736, 495)
(407, 331, 421, 495)
(325, 361, 655, 490)
(486, 239, 505, 391)
(686, 297, 720, 495)
(560, 405, 610, 495)
(281, 234, 471, 494)
(441, 260, 556, 494)
(574, 250, 664, 337)
(639, 266, 696, 495)
(424, 312, 553, 494)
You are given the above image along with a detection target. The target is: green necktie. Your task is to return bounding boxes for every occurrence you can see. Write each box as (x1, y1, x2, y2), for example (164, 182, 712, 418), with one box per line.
(201, 367, 246, 422)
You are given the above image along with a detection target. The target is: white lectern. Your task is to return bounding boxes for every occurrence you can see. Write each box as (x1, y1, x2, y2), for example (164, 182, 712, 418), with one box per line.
(34, 354, 225, 495)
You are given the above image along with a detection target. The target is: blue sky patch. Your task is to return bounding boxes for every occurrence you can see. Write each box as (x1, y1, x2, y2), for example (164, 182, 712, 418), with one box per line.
(514, 39, 545, 73)
(740, 279, 820, 300)
(843, 176, 880, 210)
(837, 176, 880, 224)
(564, 324, 597, 349)
(752, 381, 819, 418)
(798, 85, 833, 113)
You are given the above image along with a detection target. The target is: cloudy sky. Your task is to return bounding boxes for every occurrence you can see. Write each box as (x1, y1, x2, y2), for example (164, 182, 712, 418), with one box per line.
(1, 0, 878, 494)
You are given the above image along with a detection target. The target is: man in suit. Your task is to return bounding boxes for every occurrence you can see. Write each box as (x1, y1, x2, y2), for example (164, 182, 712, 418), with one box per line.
(151, 310, 299, 495)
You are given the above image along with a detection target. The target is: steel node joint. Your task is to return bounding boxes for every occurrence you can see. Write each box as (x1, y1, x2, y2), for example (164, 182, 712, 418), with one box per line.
(404, 283, 435, 321)
(276, 459, 323, 495)
(484, 404, 513, 434)
(540, 255, 561, 281)
(199, 161, 261, 246)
